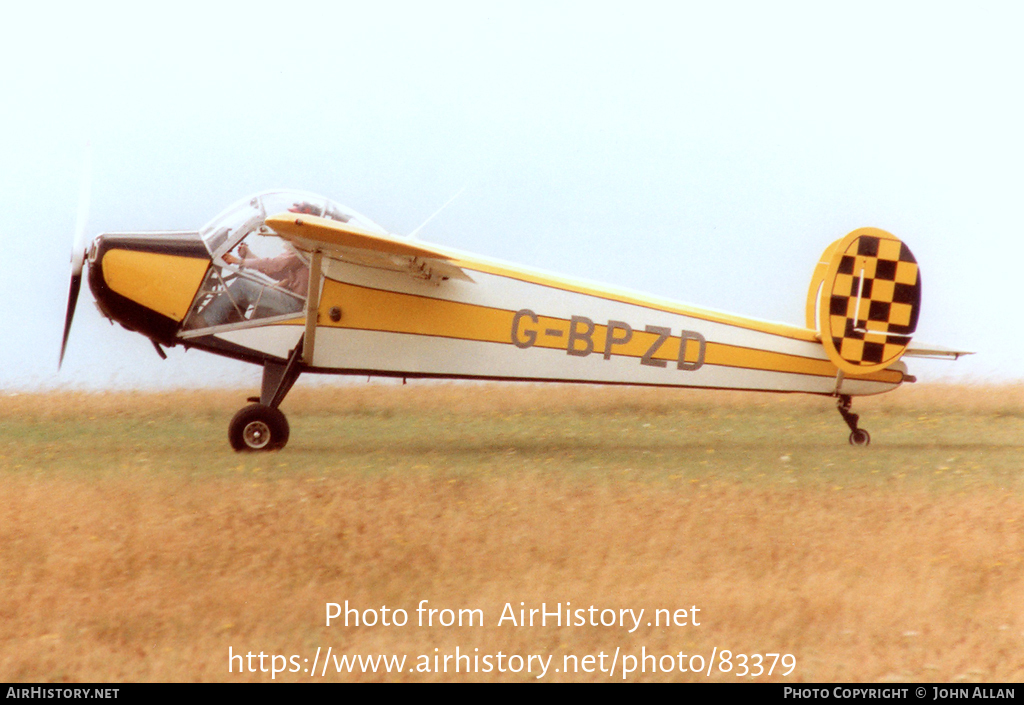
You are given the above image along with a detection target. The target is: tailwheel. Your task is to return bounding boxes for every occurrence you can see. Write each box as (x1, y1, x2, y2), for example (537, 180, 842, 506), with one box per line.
(848, 428, 871, 447)
(229, 403, 290, 451)
(836, 395, 870, 447)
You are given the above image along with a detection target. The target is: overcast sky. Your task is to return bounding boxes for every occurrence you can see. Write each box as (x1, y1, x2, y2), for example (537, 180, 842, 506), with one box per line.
(1, 2, 1020, 390)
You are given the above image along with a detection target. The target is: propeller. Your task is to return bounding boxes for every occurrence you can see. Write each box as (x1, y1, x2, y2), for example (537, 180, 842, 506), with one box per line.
(60, 144, 92, 369)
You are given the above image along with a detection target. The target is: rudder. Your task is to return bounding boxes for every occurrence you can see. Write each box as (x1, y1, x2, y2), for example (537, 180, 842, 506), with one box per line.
(807, 228, 922, 376)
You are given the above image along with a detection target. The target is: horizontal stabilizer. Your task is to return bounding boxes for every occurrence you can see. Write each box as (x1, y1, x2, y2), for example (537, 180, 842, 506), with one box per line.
(903, 341, 974, 360)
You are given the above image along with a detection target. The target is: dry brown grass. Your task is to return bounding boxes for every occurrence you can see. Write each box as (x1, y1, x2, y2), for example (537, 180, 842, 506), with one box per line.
(1, 383, 1022, 682)
(5, 381, 1023, 420)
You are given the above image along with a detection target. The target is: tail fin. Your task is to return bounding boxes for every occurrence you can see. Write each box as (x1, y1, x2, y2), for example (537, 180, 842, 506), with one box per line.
(807, 228, 922, 376)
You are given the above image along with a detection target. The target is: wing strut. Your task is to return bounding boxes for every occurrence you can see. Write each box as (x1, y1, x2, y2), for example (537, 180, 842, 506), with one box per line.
(303, 251, 324, 365)
(261, 335, 304, 408)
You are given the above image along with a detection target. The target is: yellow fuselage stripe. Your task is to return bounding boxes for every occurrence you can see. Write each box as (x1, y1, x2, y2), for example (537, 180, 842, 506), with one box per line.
(440, 255, 822, 343)
(316, 278, 900, 384)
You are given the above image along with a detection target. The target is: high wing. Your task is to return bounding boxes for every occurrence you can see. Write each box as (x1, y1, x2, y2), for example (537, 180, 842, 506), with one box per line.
(265, 213, 475, 283)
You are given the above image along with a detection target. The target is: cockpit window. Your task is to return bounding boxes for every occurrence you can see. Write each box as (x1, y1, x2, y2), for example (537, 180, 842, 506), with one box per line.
(185, 190, 386, 335)
(198, 190, 385, 260)
(199, 195, 264, 260)
(182, 233, 308, 332)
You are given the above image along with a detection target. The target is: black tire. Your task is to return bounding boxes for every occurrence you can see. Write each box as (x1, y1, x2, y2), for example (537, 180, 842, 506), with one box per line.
(848, 429, 871, 447)
(229, 404, 290, 451)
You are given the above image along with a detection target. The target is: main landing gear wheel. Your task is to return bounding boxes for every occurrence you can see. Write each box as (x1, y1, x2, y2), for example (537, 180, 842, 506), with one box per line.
(229, 404, 290, 451)
(848, 429, 871, 447)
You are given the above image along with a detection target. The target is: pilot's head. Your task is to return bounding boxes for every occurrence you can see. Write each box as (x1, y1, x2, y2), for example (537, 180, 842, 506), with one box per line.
(289, 202, 321, 216)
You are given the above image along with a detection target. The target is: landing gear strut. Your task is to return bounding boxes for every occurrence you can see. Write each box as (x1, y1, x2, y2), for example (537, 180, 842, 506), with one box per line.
(229, 337, 304, 452)
(836, 395, 870, 446)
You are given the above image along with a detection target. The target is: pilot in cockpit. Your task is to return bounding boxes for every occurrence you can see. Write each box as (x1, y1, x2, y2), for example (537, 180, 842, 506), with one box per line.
(195, 243, 308, 327)
(197, 202, 317, 327)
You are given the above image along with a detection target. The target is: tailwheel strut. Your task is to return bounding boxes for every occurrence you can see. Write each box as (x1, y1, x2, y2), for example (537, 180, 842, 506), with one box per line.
(836, 395, 870, 447)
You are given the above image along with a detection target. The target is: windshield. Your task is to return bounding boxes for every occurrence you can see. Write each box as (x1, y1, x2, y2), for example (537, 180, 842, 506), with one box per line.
(183, 191, 388, 336)
(198, 190, 387, 259)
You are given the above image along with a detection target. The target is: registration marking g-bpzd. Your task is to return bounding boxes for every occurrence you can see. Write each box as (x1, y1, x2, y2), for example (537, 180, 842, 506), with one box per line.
(511, 308, 706, 371)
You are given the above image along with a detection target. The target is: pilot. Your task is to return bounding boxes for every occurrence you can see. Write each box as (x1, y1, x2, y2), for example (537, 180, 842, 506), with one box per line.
(195, 201, 344, 328)
(198, 242, 309, 326)
(224, 243, 308, 296)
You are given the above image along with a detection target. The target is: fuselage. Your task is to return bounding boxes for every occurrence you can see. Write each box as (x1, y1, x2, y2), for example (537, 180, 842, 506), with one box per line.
(86, 191, 906, 397)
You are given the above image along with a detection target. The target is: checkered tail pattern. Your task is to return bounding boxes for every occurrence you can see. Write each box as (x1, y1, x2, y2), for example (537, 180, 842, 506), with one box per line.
(827, 234, 921, 370)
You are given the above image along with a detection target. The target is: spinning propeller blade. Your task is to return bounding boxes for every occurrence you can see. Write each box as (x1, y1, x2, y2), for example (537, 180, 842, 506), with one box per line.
(60, 145, 92, 369)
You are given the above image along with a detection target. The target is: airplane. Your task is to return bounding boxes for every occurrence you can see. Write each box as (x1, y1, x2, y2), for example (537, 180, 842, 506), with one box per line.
(60, 189, 971, 451)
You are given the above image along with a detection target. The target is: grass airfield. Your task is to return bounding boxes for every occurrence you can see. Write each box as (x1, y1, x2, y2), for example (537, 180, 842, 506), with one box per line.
(1, 383, 1022, 682)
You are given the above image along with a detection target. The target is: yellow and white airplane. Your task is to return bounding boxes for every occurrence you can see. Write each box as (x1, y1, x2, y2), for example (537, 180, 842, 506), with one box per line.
(60, 190, 969, 451)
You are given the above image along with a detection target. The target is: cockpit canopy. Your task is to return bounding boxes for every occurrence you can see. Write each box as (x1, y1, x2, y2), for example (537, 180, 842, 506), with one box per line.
(181, 191, 389, 336)
(198, 190, 387, 259)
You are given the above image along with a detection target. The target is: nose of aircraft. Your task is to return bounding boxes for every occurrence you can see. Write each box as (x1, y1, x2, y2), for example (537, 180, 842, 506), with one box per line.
(87, 232, 212, 344)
